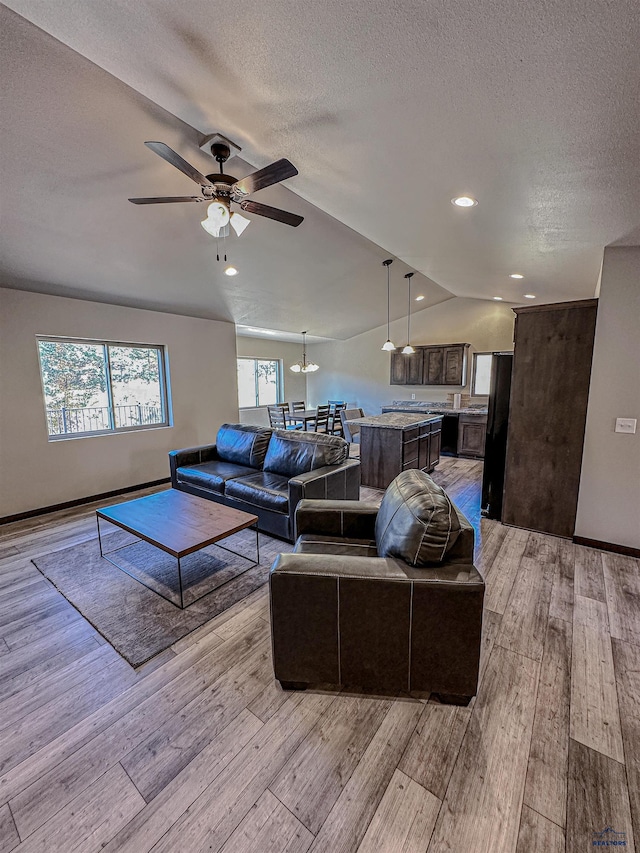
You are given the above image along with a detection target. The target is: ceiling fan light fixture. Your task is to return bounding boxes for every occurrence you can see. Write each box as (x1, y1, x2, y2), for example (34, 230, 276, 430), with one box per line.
(201, 198, 231, 237)
(200, 217, 220, 237)
(230, 211, 251, 236)
(224, 266, 238, 276)
(207, 199, 230, 225)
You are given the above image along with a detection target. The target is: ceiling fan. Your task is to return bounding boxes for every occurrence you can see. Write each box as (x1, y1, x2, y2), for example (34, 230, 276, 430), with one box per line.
(128, 140, 304, 237)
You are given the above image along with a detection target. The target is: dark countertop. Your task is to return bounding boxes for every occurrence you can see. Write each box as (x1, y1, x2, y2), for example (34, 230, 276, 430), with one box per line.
(354, 413, 443, 430)
(382, 402, 488, 416)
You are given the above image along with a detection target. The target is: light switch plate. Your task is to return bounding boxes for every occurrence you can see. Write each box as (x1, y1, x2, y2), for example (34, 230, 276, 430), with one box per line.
(411, 393, 416, 399)
(615, 418, 637, 434)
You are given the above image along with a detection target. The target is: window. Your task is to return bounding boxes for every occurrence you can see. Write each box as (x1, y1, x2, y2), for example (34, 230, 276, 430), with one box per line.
(37, 337, 170, 439)
(237, 358, 281, 408)
(471, 352, 493, 396)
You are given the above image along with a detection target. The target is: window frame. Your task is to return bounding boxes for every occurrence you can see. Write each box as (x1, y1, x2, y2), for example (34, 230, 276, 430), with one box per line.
(470, 351, 493, 397)
(237, 357, 283, 409)
(36, 335, 171, 440)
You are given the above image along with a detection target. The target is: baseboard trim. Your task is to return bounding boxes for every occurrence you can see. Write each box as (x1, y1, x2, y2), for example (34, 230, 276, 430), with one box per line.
(573, 535, 640, 558)
(0, 478, 171, 525)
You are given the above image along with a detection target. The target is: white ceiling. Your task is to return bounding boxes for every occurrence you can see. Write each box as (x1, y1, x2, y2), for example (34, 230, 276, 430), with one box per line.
(1, 0, 639, 339)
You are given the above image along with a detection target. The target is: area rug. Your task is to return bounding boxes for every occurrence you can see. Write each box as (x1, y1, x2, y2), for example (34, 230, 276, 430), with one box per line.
(32, 528, 291, 668)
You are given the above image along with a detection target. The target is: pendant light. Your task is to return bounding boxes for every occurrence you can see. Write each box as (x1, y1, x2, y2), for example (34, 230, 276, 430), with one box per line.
(290, 331, 319, 373)
(381, 259, 396, 351)
(401, 272, 415, 355)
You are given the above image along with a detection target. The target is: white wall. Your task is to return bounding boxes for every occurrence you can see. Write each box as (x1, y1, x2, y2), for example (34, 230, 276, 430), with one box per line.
(575, 247, 640, 549)
(235, 336, 308, 426)
(306, 297, 516, 414)
(0, 288, 239, 517)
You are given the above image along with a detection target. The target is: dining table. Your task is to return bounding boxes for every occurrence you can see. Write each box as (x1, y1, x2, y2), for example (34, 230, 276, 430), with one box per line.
(284, 409, 318, 430)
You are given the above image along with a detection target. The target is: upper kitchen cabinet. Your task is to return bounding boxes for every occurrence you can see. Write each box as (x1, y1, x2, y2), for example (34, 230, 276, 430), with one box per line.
(442, 345, 469, 385)
(390, 343, 470, 386)
(390, 349, 424, 385)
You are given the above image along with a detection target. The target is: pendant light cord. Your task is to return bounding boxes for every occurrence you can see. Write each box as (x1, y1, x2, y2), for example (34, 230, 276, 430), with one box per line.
(388, 266, 391, 339)
(383, 259, 393, 343)
(405, 272, 414, 344)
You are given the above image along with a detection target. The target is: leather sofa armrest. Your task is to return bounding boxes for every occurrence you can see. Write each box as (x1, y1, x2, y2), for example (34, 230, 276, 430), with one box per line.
(288, 460, 361, 530)
(444, 505, 475, 564)
(271, 552, 484, 588)
(271, 551, 404, 578)
(168, 444, 219, 487)
(294, 499, 379, 539)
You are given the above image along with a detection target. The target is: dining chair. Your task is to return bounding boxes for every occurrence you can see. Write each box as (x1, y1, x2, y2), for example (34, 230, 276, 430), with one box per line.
(340, 408, 364, 457)
(268, 406, 302, 430)
(288, 400, 307, 427)
(329, 401, 346, 436)
(340, 408, 364, 442)
(313, 404, 331, 433)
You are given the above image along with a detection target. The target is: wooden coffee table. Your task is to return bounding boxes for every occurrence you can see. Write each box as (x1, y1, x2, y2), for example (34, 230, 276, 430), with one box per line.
(96, 489, 259, 609)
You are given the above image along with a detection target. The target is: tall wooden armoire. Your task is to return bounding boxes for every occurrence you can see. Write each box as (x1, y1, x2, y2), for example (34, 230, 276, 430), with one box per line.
(502, 298, 598, 538)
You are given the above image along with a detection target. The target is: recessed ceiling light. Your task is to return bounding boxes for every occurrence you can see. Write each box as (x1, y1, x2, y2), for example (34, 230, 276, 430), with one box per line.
(415, 295, 425, 302)
(493, 296, 503, 301)
(225, 266, 238, 276)
(510, 273, 524, 279)
(452, 196, 478, 207)
(524, 294, 536, 299)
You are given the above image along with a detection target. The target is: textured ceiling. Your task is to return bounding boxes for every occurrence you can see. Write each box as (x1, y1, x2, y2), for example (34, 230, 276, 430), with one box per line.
(1, 0, 639, 337)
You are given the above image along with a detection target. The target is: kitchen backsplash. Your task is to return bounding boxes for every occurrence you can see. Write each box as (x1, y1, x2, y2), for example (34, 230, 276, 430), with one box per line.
(391, 394, 488, 410)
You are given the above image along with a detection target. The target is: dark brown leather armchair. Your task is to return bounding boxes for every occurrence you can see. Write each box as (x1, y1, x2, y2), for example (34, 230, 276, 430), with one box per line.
(269, 469, 484, 703)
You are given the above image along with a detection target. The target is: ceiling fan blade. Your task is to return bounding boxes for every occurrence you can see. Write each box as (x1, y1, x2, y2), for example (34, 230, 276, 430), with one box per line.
(232, 159, 298, 197)
(144, 141, 213, 187)
(239, 200, 303, 227)
(128, 196, 203, 204)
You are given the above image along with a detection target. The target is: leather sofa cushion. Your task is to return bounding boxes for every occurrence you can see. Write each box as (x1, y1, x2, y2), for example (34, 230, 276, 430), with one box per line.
(216, 424, 272, 469)
(225, 472, 289, 512)
(375, 469, 461, 566)
(294, 533, 378, 558)
(176, 461, 257, 494)
(263, 430, 348, 478)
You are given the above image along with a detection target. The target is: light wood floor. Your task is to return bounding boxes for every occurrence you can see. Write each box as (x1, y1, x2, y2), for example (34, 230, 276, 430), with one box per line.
(0, 459, 638, 852)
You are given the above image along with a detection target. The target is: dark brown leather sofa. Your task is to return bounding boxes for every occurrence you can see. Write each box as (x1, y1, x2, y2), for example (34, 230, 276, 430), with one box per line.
(270, 469, 484, 703)
(169, 423, 360, 541)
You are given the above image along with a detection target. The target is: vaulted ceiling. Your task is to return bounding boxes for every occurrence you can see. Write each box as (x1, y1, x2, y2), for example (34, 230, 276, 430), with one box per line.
(1, 1, 639, 339)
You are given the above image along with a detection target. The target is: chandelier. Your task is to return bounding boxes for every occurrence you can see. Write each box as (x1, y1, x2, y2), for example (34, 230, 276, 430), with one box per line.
(290, 331, 319, 373)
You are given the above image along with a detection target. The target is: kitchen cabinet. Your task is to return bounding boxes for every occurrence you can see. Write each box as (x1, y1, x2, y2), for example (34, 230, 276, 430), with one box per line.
(423, 348, 444, 385)
(389, 343, 470, 386)
(389, 349, 424, 385)
(358, 414, 442, 490)
(429, 421, 442, 468)
(443, 345, 467, 385)
(457, 413, 487, 458)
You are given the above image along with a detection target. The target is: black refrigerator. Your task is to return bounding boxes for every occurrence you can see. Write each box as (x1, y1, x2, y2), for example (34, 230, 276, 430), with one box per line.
(481, 352, 513, 520)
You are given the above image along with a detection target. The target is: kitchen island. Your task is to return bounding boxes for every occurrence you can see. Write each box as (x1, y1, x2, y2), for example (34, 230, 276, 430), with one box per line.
(354, 413, 443, 489)
(382, 402, 488, 459)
